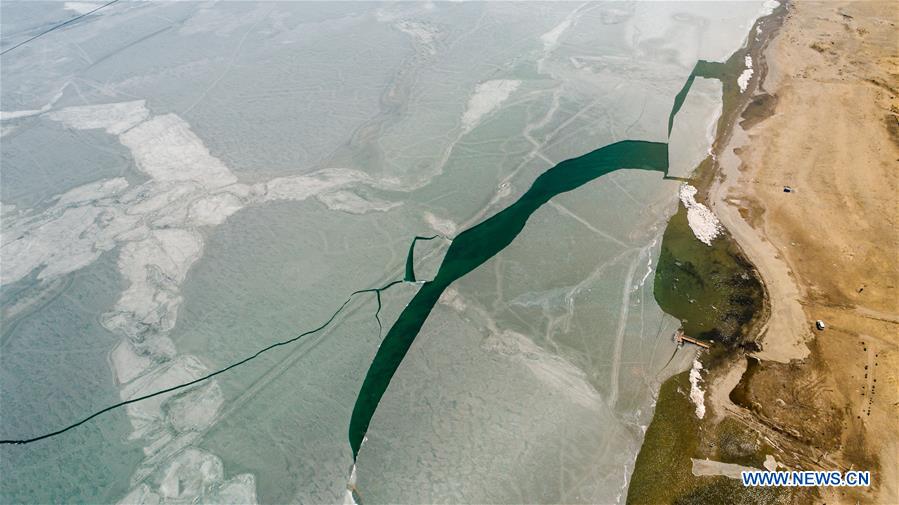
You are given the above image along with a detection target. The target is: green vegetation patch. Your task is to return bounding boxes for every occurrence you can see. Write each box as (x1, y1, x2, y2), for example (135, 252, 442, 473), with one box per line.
(627, 371, 700, 504)
(653, 201, 765, 348)
(627, 372, 810, 505)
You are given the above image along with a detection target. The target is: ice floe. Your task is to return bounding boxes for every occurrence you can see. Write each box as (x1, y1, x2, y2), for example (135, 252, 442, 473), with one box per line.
(49, 100, 149, 135)
(108, 228, 203, 342)
(678, 184, 722, 246)
(0, 191, 132, 284)
(118, 448, 256, 504)
(110, 341, 154, 385)
(120, 355, 220, 441)
(188, 193, 245, 226)
(1, 99, 404, 503)
(689, 359, 706, 419)
(121, 114, 238, 187)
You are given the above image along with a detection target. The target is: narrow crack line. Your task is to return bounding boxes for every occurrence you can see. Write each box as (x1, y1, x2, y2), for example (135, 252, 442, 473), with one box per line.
(0, 278, 404, 446)
(1, 0, 121, 57)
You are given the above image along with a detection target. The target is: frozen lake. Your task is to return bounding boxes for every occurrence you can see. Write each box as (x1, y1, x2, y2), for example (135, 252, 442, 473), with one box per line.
(1, 2, 773, 503)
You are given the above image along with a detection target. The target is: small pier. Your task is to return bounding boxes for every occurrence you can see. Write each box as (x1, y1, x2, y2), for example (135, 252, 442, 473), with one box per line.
(674, 329, 711, 349)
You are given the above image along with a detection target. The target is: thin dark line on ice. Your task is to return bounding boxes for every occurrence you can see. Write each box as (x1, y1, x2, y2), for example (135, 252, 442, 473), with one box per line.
(1, 0, 121, 57)
(0, 279, 404, 445)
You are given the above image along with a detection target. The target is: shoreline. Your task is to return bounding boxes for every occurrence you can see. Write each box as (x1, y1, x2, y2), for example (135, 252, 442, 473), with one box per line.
(627, 3, 795, 503)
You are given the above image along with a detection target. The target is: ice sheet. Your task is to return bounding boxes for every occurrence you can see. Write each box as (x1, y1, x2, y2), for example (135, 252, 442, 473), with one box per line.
(0, 1, 775, 502)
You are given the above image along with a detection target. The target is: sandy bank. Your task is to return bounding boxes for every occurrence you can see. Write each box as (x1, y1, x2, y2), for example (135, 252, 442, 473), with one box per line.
(712, 1, 898, 503)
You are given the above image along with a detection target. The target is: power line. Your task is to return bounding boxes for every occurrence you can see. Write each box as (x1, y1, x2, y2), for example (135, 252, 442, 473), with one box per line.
(0, 0, 120, 57)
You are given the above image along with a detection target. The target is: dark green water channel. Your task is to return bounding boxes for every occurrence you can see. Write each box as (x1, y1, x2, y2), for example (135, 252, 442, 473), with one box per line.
(349, 52, 761, 457)
(1, 54, 764, 458)
(350, 140, 672, 456)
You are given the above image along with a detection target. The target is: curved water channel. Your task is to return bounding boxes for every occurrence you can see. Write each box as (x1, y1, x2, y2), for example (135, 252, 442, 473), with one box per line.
(348, 56, 742, 458)
(2, 58, 733, 456)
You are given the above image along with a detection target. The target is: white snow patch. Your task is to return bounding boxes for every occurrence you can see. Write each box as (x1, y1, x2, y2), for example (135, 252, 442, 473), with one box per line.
(56, 178, 130, 206)
(120, 355, 216, 439)
(188, 192, 244, 226)
(759, 0, 780, 17)
(423, 211, 456, 236)
(109, 228, 204, 340)
(64, 2, 101, 14)
(317, 190, 400, 214)
(635, 239, 658, 291)
(395, 20, 439, 55)
(541, 18, 572, 50)
(438, 287, 467, 313)
(679, 184, 722, 246)
(461, 80, 520, 132)
(1, 108, 47, 121)
(118, 448, 256, 504)
(121, 114, 237, 187)
(48, 100, 149, 135)
(344, 464, 359, 505)
(0, 197, 131, 284)
(737, 55, 753, 93)
(259, 168, 372, 202)
(1, 85, 68, 121)
(110, 341, 154, 385)
(689, 359, 706, 419)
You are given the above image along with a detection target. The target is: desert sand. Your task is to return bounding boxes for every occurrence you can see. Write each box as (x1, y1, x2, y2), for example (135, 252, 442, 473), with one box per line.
(711, 1, 898, 502)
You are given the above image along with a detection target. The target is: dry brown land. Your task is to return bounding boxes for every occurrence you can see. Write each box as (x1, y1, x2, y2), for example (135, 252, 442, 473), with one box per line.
(710, 1, 898, 503)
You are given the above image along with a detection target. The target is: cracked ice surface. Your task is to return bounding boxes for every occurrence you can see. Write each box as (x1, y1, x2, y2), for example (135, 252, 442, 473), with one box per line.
(2, 97, 403, 502)
(1, 1, 776, 503)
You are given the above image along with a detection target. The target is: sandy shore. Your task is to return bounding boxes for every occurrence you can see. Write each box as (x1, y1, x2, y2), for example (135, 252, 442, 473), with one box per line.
(710, 1, 898, 502)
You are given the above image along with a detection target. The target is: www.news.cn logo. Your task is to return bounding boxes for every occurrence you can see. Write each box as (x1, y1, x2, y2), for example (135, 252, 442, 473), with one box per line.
(741, 471, 871, 487)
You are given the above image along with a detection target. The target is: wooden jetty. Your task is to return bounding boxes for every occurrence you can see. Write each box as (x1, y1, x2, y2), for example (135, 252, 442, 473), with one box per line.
(674, 329, 711, 349)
